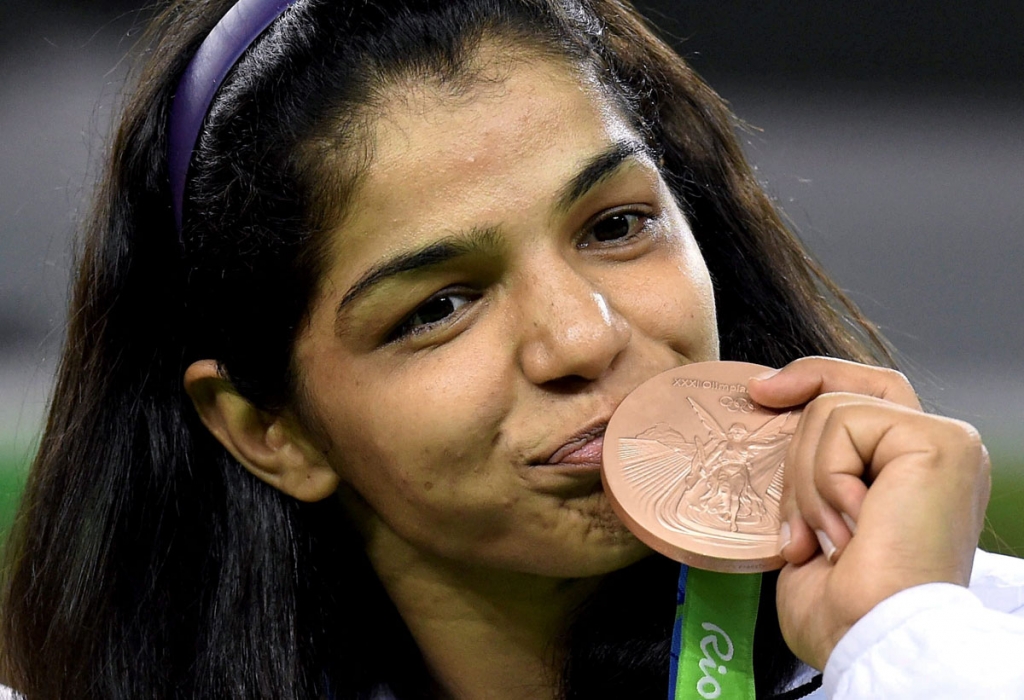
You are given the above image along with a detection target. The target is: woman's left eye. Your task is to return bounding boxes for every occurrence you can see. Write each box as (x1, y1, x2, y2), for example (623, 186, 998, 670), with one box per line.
(581, 211, 651, 247)
(388, 290, 476, 342)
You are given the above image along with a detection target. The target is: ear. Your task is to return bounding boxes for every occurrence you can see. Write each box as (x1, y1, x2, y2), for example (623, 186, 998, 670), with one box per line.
(183, 359, 339, 502)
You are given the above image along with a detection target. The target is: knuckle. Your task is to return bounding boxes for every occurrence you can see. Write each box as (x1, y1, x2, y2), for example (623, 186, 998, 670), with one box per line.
(877, 367, 920, 406)
(979, 444, 992, 474)
(948, 419, 987, 467)
(802, 392, 840, 418)
(919, 415, 988, 473)
(813, 395, 865, 427)
(790, 355, 828, 367)
(877, 366, 911, 388)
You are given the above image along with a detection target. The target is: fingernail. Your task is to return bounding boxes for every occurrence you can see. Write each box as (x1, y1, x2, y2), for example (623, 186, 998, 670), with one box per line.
(815, 529, 837, 563)
(841, 512, 858, 535)
(753, 368, 779, 381)
(778, 521, 791, 554)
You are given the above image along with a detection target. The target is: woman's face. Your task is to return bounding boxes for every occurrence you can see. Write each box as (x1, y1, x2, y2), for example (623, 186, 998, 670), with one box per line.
(293, 50, 719, 578)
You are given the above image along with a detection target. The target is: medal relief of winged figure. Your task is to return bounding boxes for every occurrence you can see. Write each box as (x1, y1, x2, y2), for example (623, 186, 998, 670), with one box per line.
(617, 397, 794, 537)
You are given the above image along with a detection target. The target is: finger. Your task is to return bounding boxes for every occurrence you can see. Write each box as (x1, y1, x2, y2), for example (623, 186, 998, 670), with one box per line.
(779, 512, 820, 565)
(813, 405, 872, 533)
(778, 395, 834, 563)
(781, 393, 877, 562)
(777, 405, 991, 671)
(815, 402, 986, 582)
(778, 408, 816, 564)
(748, 356, 921, 411)
(777, 557, 841, 669)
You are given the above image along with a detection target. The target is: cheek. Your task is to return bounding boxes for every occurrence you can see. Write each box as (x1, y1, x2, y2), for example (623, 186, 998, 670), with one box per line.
(622, 235, 718, 360)
(313, 342, 521, 542)
(671, 225, 718, 353)
(676, 254, 718, 353)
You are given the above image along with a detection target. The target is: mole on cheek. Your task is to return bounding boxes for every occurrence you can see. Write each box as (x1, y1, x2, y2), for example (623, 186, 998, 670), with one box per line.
(423, 481, 434, 491)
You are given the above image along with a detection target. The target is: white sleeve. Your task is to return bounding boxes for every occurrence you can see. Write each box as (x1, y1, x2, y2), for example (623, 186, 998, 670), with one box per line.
(823, 550, 1024, 699)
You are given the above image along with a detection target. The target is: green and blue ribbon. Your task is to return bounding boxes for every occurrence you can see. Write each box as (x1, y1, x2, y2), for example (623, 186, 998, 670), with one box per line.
(669, 565, 761, 700)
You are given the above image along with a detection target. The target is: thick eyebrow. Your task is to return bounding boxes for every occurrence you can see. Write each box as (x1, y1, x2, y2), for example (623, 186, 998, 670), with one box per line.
(334, 138, 653, 326)
(555, 138, 655, 213)
(334, 225, 503, 325)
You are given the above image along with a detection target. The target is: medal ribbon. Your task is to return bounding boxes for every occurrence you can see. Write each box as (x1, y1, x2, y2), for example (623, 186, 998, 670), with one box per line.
(669, 565, 761, 700)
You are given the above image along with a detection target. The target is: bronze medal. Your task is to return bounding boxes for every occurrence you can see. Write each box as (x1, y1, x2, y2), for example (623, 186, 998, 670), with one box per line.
(602, 361, 800, 573)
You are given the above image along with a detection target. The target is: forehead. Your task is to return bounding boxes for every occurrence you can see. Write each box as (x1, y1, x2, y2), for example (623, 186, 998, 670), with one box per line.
(369, 50, 626, 172)
(322, 50, 640, 277)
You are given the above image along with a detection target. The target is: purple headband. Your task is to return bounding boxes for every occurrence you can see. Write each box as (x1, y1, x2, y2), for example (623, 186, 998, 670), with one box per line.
(168, 0, 299, 233)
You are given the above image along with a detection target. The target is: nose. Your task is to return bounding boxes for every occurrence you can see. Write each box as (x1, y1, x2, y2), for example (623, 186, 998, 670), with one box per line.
(516, 260, 631, 387)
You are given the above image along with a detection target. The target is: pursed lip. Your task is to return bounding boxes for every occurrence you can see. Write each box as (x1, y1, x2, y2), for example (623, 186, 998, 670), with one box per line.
(533, 420, 609, 470)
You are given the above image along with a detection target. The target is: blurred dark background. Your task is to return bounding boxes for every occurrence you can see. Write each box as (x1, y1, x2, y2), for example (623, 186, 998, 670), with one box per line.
(1, 2, 1022, 477)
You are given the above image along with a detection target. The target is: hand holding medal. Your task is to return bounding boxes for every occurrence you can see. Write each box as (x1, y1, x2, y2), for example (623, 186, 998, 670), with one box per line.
(602, 358, 991, 696)
(748, 357, 989, 671)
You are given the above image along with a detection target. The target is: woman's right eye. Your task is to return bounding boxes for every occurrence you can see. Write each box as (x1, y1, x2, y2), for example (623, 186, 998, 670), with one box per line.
(388, 290, 477, 342)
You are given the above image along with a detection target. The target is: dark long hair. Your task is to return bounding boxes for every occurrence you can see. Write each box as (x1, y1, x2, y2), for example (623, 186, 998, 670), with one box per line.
(1, 1, 891, 697)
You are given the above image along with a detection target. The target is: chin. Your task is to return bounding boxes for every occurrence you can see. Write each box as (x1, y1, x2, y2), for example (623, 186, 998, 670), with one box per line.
(533, 522, 655, 579)
(542, 487, 655, 577)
